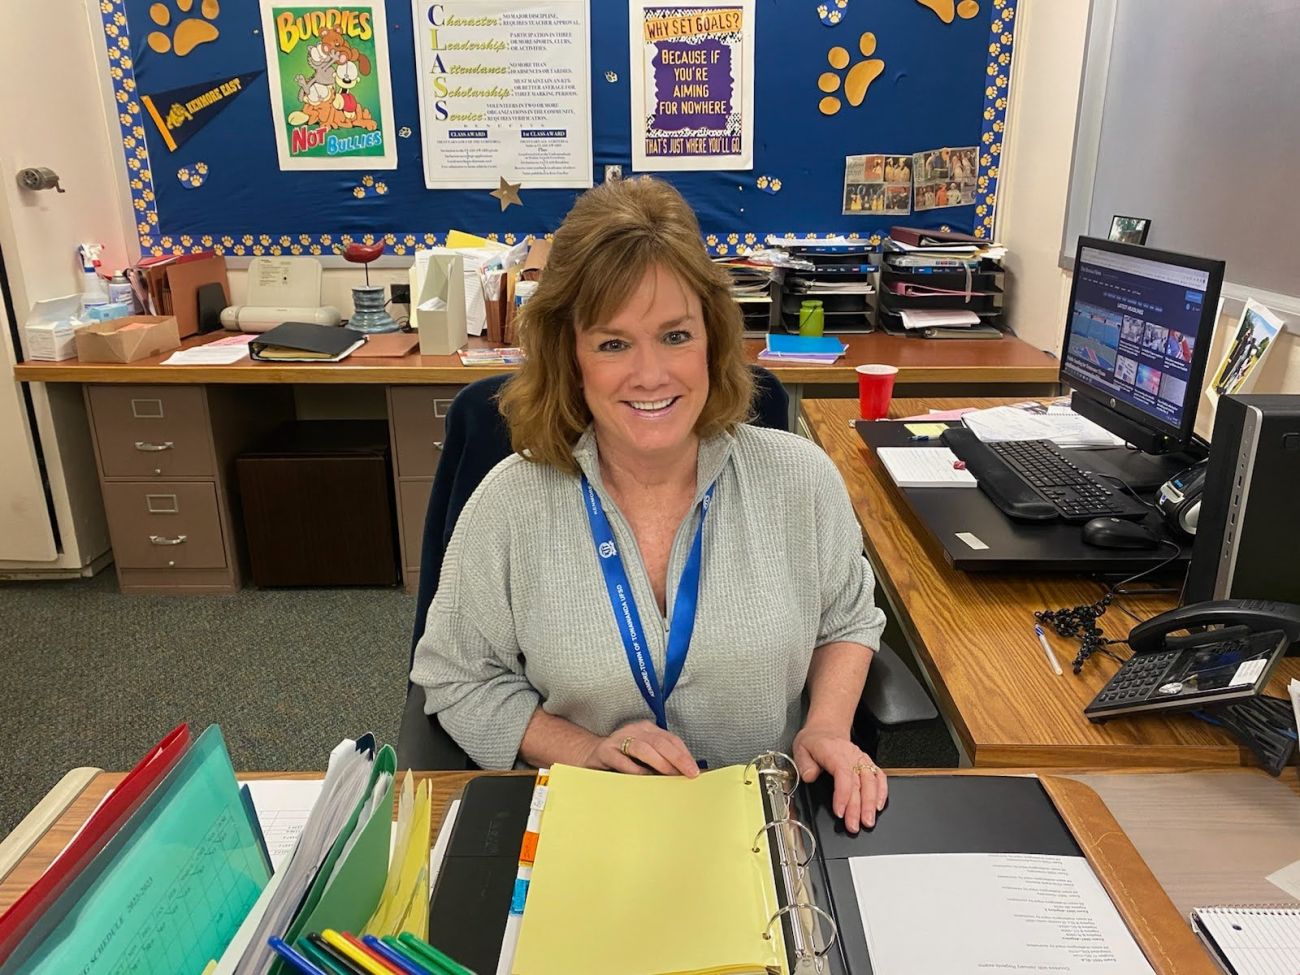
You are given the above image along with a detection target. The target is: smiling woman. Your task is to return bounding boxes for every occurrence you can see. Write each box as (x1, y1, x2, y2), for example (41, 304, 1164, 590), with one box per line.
(412, 177, 892, 834)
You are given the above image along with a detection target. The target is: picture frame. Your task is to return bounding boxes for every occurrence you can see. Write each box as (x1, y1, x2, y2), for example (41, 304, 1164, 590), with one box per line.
(1207, 298, 1283, 403)
(1108, 215, 1151, 245)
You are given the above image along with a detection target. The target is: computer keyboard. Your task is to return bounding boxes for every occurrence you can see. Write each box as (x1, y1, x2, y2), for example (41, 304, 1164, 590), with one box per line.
(941, 429, 1150, 523)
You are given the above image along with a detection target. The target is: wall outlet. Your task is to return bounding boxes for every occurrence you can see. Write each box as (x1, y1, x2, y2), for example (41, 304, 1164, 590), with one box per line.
(604, 164, 623, 183)
(390, 282, 411, 305)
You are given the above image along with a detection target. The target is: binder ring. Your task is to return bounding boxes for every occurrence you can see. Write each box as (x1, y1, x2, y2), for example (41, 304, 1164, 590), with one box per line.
(763, 902, 839, 958)
(743, 751, 799, 798)
(751, 818, 816, 868)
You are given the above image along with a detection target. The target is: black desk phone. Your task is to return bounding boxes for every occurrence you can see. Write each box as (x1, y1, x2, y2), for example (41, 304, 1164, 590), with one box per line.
(1085, 599, 1300, 721)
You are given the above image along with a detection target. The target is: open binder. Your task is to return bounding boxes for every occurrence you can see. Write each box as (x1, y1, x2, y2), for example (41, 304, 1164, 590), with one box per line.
(430, 757, 1219, 975)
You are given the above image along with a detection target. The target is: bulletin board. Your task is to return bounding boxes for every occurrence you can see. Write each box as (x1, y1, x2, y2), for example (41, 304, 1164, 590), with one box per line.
(99, 0, 1018, 259)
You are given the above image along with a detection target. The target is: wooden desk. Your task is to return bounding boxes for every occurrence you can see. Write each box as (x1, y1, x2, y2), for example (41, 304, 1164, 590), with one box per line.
(13, 331, 1060, 391)
(803, 396, 1300, 768)
(11, 334, 1057, 594)
(9, 767, 1295, 974)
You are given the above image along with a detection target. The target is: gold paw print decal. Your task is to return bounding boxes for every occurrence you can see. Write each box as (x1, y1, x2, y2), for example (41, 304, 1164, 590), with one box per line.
(819, 33, 884, 115)
(147, 0, 221, 58)
(916, 0, 979, 24)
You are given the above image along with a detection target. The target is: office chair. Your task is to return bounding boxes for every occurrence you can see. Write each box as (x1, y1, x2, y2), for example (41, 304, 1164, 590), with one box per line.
(398, 368, 936, 769)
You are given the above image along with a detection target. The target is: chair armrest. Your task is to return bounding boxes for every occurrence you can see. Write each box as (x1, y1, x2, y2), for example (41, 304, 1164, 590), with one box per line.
(397, 684, 476, 770)
(862, 640, 939, 727)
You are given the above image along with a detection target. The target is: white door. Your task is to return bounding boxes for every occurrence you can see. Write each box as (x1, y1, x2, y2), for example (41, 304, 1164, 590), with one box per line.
(0, 294, 57, 562)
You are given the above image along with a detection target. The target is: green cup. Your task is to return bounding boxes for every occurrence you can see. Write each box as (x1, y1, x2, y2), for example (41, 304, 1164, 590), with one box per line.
(798, 300, 825, 337)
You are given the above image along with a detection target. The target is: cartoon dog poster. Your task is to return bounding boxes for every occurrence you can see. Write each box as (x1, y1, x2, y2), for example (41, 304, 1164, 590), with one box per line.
(260, 0, 397, 170)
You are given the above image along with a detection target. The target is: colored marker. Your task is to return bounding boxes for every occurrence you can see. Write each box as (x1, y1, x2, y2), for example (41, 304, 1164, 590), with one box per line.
(268, 937, 330, 975)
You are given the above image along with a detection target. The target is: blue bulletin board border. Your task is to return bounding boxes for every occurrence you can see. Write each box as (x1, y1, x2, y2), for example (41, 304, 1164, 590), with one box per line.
(97, 0, 1016, 259)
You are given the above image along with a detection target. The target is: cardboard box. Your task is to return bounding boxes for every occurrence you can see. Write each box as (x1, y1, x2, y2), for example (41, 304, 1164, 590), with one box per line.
(75, 316, 181, 363)
(520, 239, 551, 282)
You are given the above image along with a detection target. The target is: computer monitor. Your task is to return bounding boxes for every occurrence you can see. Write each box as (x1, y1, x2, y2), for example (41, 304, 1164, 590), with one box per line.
(1060, 237, 1225, 481)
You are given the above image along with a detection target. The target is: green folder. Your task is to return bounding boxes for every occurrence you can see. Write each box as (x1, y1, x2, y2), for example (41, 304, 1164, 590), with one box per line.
(271, 744, 397, 975)
(3, 725, 270, 975)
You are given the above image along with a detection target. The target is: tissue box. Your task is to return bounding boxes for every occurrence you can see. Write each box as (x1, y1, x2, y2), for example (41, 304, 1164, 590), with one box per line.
(75, 316, 181, 363)
(23, 294, 85, 361)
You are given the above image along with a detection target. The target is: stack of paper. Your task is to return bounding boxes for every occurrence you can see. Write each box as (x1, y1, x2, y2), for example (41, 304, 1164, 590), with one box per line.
(162, 333, 255, 365)
(898, 308, 981, 330)
(757, 333, 847, 365)
(961, 405, 1125, 448)
(220, 737, 395, 975)
(513, 765, 786, 975)
(364, 772, 432, 939)
(877, 447, 976, 488)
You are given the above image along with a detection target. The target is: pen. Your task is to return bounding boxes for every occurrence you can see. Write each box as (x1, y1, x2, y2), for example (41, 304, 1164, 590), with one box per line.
(1035, 625, 1063, 676)
(909, 434, 934, 442)
(269, 937, 330, 975)
(341, 932, 409, 974)
(361, 935, 430, 975)
(397, 932, 476, 975)
(321, 930, 398, 975)
(301, 935, 365, 975)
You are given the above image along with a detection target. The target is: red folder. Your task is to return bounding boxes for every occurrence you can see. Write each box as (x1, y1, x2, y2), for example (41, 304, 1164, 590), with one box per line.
(0, 723, 192, 962)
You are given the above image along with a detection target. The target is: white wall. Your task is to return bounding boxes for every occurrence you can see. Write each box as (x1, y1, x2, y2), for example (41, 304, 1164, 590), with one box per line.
(0, 0, 129, 573)
(996, 0, 1091, 355)
(996, 0, 1300, 445)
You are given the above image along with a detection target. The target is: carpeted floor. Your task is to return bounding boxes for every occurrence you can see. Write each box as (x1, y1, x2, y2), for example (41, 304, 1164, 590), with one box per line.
(0, 572, 956, 838)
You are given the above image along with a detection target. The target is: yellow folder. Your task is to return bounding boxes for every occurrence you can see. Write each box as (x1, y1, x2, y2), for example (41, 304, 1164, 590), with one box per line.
(512, 765, 788, 975)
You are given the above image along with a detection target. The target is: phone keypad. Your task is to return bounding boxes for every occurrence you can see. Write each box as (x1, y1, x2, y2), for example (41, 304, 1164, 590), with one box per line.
(1091, 650, 1179, 707)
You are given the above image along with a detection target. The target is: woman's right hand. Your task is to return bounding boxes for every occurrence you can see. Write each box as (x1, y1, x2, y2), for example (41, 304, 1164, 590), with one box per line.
(582, 720, 700, 777)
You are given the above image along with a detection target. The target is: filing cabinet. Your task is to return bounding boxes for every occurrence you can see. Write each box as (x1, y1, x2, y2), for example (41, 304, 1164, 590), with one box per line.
(85, 384, 292, 593)
(387, 385, 457, 591)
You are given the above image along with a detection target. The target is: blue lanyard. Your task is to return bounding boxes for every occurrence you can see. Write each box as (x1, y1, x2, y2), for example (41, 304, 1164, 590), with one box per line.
(580, 475, 715, 730)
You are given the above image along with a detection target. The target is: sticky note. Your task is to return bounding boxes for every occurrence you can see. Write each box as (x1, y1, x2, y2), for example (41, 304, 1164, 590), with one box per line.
(905, 423, 949, 437)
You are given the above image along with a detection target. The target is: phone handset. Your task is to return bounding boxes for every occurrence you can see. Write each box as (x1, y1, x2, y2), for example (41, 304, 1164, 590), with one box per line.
(1128, 599, 1300, 655)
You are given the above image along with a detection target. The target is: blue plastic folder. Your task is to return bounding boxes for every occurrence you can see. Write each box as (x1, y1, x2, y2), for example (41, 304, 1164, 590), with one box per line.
(765, 333, 848, 356)
(1, 725, 271, 974)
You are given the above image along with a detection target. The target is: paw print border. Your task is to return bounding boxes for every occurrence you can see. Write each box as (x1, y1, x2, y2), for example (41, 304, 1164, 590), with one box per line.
(96, 0, 1018, 258)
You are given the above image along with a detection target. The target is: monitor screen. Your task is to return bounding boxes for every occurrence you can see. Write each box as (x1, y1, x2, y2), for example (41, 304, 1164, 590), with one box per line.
(1061, 239, 1222, 442)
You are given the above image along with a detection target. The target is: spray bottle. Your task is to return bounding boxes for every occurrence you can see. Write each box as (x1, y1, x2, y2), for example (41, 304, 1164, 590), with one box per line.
(78, 243, 110, 309)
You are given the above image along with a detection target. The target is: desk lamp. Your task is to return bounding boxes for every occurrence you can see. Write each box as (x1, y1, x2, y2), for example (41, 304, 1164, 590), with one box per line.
(343, 242, 398, 333)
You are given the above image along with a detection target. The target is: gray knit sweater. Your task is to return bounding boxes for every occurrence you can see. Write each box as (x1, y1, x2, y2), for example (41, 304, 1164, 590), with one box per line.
(410, 424, 886, 770)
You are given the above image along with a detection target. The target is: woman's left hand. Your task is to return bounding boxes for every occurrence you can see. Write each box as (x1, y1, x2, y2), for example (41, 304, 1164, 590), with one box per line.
(792, 726, 887, 833)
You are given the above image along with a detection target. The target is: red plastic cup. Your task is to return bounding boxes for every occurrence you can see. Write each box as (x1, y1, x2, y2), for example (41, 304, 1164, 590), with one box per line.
(856, 364, 899, 420)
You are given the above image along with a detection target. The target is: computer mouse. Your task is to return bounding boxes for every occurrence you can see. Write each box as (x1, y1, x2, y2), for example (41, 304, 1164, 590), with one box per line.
(1080, 517, 1162, 550)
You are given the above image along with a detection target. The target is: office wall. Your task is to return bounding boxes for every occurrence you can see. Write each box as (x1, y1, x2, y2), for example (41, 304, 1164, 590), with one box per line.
(0, 0, 127, 573)
(995, 0, 1088, 356)
(992, 0, 1300, 443)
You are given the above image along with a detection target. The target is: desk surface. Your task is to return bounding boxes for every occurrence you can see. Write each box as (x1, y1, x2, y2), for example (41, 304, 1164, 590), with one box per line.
(804, 396, 1300, 768)
(5, 767, 1295, 975)
(12, 331, 1059, 385)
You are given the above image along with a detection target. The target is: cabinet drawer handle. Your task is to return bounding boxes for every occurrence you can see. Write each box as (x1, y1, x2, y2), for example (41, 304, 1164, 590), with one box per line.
(149, 534, 188, 546)
(135, 441, 175, 452)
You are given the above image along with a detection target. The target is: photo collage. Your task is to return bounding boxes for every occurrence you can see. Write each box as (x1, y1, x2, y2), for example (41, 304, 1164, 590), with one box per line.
(843, 154, 913, 215)
(842, 145, 976, 216)
(913, 146, 978, 211)
(1071, 302, 1196, 422)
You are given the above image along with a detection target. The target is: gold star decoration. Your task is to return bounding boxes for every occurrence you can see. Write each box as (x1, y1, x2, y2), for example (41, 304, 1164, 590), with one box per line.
(490, 175, 523, 211)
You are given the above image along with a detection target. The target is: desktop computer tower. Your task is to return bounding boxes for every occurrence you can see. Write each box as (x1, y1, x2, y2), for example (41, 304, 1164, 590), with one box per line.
(1183, 395, 1300, 605)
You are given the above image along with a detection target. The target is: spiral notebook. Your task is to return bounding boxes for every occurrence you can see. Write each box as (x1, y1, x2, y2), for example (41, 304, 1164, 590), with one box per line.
(1190, 906, 1300, 975)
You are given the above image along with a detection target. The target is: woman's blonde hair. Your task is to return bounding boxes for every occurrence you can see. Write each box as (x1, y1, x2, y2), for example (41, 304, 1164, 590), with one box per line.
(497, 177, 754, 474)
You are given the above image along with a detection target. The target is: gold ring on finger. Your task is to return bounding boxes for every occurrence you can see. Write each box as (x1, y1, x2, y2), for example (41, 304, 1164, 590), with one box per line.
(852, 762, 878, 775)
(620, 736, 635, 757)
